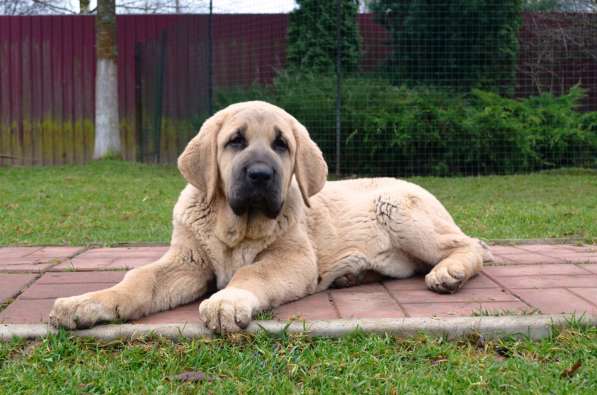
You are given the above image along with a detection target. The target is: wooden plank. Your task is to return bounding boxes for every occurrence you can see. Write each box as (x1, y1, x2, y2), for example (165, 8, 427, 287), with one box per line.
(72, 16, 84, 164)
(0, 17, 11, 166)
(62, 16, 74, 164)
(40, 17, 54, 165)
(9, 17, 23, 165)
(50, 16, 64, 164)
(31, 16, 43, 166)
(20, 17, 33, 165)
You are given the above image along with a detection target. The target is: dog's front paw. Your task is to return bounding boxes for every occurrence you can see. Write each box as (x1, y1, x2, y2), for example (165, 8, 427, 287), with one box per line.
(49, 294, 115, 329)
(425, 265, 466, 294)
(199, 288, 260, 334)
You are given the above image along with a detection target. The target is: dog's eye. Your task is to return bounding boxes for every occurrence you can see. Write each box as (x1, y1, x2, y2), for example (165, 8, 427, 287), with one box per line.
(272, 136, 288, 153)
(226, 134, 247, 150)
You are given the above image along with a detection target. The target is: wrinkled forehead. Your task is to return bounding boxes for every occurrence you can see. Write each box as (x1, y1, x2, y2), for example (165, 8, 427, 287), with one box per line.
(217, 108, 295, 143)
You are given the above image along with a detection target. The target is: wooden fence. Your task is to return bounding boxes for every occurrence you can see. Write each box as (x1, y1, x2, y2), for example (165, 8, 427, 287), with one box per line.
(0, 13, 595, 166)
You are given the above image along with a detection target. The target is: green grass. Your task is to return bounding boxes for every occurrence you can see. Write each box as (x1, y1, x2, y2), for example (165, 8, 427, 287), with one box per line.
(0, 161, 595, 246)
(1, 323, 595, 394)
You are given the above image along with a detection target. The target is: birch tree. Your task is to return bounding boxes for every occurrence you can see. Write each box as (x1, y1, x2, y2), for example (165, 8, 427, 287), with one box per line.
(94, 0, 121, 159)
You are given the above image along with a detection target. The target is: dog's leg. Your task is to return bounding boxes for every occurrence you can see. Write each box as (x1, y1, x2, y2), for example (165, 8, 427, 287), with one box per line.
(375, 192, 485, 294)
(424, 241, 484, 293)
(199, 230, 318, 333)
(49, 246, 213, 329)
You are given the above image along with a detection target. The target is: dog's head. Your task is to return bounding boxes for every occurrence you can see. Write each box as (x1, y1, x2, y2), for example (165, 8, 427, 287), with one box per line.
(178, 101, 328, 219)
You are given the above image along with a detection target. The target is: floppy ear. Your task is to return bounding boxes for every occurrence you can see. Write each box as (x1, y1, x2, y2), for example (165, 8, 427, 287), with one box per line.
(177, 110, 227, 204)
(292, 120, 328, 207)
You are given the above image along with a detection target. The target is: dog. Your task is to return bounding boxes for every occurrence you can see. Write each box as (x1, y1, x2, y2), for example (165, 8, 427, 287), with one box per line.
(49, 101, 492, 333)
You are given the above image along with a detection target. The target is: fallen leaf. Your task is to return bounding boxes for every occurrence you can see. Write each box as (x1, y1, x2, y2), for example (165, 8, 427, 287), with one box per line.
(560, 360, 582, 378)
(171, 371, 217, 383)
(431, 357, 448, 366)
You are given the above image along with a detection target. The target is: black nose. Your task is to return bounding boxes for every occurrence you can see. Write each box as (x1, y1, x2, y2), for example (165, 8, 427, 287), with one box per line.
(246, 163, 273, 184)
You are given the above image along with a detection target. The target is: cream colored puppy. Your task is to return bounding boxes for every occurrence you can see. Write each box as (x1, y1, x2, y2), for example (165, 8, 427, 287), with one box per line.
(49, 101, 492, 333)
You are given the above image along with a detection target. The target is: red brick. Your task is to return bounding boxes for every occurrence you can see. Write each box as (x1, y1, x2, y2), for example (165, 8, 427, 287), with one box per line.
(489, 246, 526, 256)
(36, 271, 126, 284)
(384, 273, 498, 293)
(19, 282, 115, 300)
(560, 245, 596, 253)
(517, 244, 591, 255)
(496, 274, 597, 289)
(133, 301, 203, 324)
(51, 257, 115, 271)
(0, 298, 55, 324)
(402, 301, 531, 317)
(0, 247, 42, 259)
(390, 287, 517, 304)
(483, 264, 589, 277)
(27, 247, 84, 260)
(581, 264, 597, 274)
(0, 263, 55, 273)
(274, 292, 339, 320)
(492, 253, 566, 265)
(0, 274, 37, 303)
(512, 288, 597, 315)
(567, 288, 597, 305)
(331, 284, 404, 319)
(80, 247, 168, 258)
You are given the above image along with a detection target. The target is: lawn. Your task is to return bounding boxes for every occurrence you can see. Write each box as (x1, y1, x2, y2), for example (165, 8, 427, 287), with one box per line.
(1, 323, 596, 394)
(0, 160, 595, 245)
(1, 162, 596, 392)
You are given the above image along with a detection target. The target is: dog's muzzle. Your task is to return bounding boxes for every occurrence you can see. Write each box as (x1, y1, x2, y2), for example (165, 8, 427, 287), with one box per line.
(228, 161, 283, 219)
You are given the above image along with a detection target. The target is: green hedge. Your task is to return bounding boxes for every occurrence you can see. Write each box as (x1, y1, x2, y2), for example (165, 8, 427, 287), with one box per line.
(370, 0, 522, 95)
(214, 75, 596, 176)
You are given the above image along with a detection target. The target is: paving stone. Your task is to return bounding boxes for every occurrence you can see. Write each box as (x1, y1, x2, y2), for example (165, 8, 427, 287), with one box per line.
(0, 263, 56, 273)
(0, 299, 55, 324)
(512, 288, 597, 315)
(383, 273, 499, 293)
(36, 271, 126, 284)
(27, 247, 84, 260)
(491, 253, 566, 265)
(389, 287, 517, 304)
(483, 264, 590, 277)
(133, 301, 203, 324)
(517, 244, 591, 255)
(19, 282, 116, 300)
(274, 292, 339, 320)
(402, 301, 531, 317)
(79, 247, 168, 258)
(0, 247, 84, 272)
(489, 246, 526, 255)
(52, 247, 167, 271)
(0, 274, 37, 303)
(567, 288, 597, 305)
(330, 284, 404, 319)
(0, 247, 42, 259)
(581, 264, 597, 274)
(555, 254, 597, 264)
(559, 245, 596, 253)
(495, 274, 597, 289)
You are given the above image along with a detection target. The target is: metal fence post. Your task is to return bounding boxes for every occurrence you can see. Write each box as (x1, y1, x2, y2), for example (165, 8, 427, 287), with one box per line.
(335, 0, 342, 177)
(208, 0, 214, 116)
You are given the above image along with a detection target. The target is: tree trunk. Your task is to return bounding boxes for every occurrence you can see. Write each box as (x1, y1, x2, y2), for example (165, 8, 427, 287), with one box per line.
(79, 0, 90, 14)
(94, 0, 121, 159)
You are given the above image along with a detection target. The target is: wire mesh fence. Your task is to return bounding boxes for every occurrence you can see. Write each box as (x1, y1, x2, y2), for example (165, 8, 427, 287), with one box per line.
(204, 0, 597, 177)
(0, 1, 595, 175)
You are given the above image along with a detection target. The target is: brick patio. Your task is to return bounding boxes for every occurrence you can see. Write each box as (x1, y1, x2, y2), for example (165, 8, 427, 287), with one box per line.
(0, 244, 595, 324)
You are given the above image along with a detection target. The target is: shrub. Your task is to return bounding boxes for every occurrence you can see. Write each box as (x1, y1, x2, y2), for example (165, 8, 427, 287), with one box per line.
(214, 77, 596, 176)
(370, 0, 522, 95)
(287, 0, 361, 73)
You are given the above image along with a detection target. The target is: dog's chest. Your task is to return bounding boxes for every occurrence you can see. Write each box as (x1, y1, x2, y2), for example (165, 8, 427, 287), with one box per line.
(210, 241, 262, 289)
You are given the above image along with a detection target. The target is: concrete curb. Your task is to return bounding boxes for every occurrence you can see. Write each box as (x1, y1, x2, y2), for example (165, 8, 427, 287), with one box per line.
(2, 315, 595, 341)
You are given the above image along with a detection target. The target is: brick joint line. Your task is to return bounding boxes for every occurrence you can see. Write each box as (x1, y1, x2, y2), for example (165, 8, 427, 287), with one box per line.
(381, 281, 409, 317)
